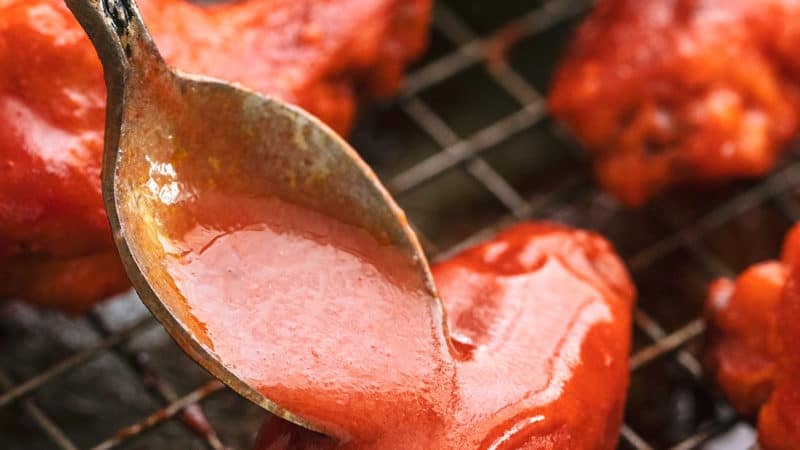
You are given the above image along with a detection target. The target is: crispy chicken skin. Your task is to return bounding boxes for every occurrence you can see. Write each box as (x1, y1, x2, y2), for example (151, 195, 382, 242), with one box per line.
(549, 0, 800, 206)
(253, 222, 636, 450)
(706, 223, 800, 449)
(0, 0, 431, 313)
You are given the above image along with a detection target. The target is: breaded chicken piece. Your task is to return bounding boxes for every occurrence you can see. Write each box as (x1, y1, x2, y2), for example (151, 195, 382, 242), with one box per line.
(550, 0, 800, 206)
(706, 223, 800, 449)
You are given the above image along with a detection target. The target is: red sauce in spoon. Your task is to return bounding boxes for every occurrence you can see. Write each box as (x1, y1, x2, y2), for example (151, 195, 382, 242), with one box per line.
(162, 191, 452, 443)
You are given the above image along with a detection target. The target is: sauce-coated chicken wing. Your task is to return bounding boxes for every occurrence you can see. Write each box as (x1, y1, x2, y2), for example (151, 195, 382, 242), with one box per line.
(706, 223, 800, 449)
(550, 0, 800, 206)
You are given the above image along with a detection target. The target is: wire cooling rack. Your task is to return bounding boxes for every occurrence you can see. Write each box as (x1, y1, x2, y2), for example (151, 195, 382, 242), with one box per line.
(3, 0, 799, 448)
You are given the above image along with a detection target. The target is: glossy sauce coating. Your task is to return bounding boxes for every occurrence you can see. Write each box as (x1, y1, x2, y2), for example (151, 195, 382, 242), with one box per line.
(163, 191, 451, 443)
(550, 0, 800, 206)
(0, 0, 431, 312)
(244, 222, 636, 449)
(706, 223, 800, 449)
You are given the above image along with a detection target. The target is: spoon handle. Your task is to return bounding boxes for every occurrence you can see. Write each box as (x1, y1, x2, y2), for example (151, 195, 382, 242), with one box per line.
(65, 0, 164, 88)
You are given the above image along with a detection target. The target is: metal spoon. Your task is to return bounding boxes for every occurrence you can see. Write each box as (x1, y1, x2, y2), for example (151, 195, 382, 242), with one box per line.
(65, 0, 442, 433)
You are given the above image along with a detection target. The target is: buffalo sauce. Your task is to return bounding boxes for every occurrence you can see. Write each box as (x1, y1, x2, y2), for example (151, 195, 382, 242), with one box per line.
(158, 190, 453, 443)
(158, 190, 635, 450)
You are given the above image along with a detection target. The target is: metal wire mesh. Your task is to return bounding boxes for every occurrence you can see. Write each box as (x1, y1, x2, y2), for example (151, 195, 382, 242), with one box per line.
(2, 0, 798, 448)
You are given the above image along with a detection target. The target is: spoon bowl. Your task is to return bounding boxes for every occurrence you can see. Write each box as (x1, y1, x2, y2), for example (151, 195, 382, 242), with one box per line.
(66, 0, 442, 434)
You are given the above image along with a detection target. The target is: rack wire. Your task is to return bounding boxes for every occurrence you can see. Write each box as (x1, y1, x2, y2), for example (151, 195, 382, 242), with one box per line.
(2, 0, 797, 448)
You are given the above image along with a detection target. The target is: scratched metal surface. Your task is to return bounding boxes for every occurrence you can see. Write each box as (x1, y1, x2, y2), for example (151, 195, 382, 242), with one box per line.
(2, 0, 797, 448)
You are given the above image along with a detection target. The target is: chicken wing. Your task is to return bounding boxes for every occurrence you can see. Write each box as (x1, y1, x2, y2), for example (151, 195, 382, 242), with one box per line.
(550, 0, 800, 206)
(706, 223, 800, 449)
